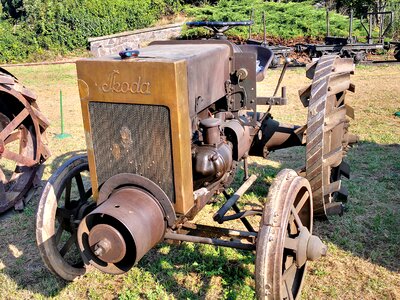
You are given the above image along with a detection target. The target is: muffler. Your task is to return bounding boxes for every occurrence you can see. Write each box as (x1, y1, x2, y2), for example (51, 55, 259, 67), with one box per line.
(249, 117, 304, 158)
(77, 187, 166, 274)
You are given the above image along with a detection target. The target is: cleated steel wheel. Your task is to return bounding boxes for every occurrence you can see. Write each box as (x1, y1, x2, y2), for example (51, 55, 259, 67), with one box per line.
(300, 56, 356, 218)
(36, 155, 95, 281)
(255, 169, 327, 300)
(395, 46, 400, 61)
(0, 69, 50, 213)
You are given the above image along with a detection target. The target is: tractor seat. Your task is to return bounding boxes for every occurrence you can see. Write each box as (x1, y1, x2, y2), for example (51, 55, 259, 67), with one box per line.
(234, 45, 275, 82)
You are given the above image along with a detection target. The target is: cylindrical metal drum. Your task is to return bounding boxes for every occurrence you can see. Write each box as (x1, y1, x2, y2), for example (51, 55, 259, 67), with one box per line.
(77, 187, 166, 274)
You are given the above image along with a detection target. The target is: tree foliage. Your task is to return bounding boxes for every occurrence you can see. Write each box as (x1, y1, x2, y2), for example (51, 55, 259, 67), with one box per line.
(0, 0, 399, 63)
(183, 0, 364, 39)
(0, 0, 179, 62)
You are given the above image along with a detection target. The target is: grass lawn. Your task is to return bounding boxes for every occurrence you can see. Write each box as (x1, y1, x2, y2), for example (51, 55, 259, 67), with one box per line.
(0, 62, 399, 299)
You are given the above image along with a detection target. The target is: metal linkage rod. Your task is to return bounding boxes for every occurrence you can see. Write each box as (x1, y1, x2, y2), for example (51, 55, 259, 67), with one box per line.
(213, 174, 257, 223)
(164, 232, 255, 251)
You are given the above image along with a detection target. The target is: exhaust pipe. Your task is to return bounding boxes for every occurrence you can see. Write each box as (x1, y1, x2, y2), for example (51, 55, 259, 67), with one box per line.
(249, 117, 303, 158)
(77, 187, 166, 274)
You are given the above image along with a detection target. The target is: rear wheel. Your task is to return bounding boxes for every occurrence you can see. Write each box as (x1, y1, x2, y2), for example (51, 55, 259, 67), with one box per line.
(255, 169, 327, 299)
(394, 46, 400, 61)
(36, 155, 95, 281)
(0, 70, 49, 213)
(302, 56, 356, 218)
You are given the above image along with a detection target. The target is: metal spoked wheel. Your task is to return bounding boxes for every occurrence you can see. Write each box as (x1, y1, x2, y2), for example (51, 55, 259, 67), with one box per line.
(255, 169, 326, 300)
(303, 55, 356, 218)
(0, 69, 50, 213)
(36, 155, 95, 281)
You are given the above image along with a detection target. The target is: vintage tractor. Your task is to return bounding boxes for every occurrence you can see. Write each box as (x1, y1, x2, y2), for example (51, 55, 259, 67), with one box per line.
(36, 32, 356, 299)
(0, 68, 50, 213)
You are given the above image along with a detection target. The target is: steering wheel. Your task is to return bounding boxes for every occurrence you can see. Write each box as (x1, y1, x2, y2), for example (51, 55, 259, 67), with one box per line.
(186, 21, 253, 38)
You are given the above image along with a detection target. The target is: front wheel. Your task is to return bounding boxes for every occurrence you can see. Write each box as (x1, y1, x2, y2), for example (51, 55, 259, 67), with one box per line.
(36, 155, 95, 281)
(255, 169, 327, 300)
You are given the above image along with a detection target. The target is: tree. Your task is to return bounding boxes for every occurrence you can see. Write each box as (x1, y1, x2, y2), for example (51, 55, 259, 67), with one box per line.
(0, 0, 24, 19)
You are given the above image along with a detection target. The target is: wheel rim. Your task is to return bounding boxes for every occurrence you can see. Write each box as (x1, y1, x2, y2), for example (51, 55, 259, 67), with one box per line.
(256, 169, 326, 300)
(36, 155, 95, 280)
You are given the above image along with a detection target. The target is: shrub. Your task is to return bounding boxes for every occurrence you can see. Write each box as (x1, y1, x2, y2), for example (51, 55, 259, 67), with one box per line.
(0, 0, 180, 62)
(183, 0, 364, 40)
(0, 20, 38, 63)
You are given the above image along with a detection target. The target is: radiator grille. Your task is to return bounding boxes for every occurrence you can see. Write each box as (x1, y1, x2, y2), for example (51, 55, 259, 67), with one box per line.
(89, 102, 175, 202)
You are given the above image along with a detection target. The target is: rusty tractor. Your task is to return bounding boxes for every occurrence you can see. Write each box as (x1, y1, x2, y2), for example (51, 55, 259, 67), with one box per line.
(0, 68, 50, 213)
(36, 30, 356, 299)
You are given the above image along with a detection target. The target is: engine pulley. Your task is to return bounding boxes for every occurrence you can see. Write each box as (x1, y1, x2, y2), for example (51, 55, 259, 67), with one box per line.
(77, 187, 166, 274)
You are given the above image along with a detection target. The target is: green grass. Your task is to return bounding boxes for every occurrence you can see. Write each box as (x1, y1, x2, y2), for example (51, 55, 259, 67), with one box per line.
(0, 63, 399, 299)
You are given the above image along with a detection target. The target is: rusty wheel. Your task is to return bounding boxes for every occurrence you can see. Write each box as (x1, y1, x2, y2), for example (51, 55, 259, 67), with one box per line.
(395, 46, 400, 61)
(36, 155, 95, 280)
(0, 69, 50, 212)
(255, 169, 326, 300)
(301, 56, 356, 218)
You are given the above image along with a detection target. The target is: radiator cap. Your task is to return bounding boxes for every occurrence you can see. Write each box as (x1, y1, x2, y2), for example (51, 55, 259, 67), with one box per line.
(119, 48, 139, 59)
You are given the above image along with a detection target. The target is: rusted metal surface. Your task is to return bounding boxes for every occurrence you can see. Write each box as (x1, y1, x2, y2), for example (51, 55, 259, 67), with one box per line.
(301, 56, 356, 218)
(98, 173, 176, 227)
(213, 174, 257, 223)
(77, 187, 166, 274)
(0, 69, 50, 213)
(164, 231, 255, 251)
(255, 169, 326, 300)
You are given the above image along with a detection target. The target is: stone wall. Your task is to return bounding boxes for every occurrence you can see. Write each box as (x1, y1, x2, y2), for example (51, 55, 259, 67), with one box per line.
(89, 23, 184, 57)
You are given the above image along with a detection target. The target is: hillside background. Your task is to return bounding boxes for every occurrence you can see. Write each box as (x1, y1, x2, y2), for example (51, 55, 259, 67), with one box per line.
(0, 0, 399, 63)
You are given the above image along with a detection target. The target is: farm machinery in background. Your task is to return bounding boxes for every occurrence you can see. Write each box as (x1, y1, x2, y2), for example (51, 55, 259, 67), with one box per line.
(0, 68, 50, 213)
(295, 8, 400, 64)
(186, 7, 400, 66)
(35, 21, 358, 297)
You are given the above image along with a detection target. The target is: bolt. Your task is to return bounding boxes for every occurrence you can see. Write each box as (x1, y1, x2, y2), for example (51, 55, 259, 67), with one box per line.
(94, 245, 104, 257)
(93, 238, 111, 258)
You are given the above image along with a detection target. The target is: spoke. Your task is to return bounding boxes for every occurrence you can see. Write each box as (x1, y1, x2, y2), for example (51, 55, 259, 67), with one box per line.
(0, 181, 6, 199)
(56, 207, 72, 219)
(75, 173, 86, 201)
(4, 131, 20, 144)
(282, 263, 297, 300)
(335, 92, 345, 108)
(0, 168, 6, 183)
(285, 255, 294, 270)
(282, 262, 297, 281)
(2, 148, 36, 166)
(295, 191, 310, 214)
(65, 180, 72, 207)
(83, 188, 93, 202)
(284, 237, 298, 251)
(0, 108, 29, 141)
(291, 205, 303, 229)
(55, 224, 63, 245)
(60, 234, 76, 257)
(284, 280, 295, 300)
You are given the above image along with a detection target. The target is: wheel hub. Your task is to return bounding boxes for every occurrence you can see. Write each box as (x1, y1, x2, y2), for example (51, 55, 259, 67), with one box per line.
(296, 227, 327, 267)
(88, 224, 127, 263)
